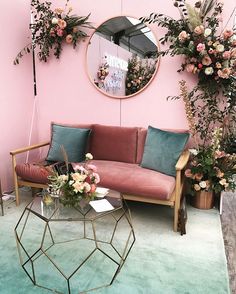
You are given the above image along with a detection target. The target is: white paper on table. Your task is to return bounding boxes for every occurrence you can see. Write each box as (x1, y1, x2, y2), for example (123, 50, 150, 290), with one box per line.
(89, 199, 114, 212)
(95, 187, 109, 198)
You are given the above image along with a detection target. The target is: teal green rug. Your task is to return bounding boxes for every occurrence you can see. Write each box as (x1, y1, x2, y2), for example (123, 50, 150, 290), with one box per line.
(0, 192, 230, 294)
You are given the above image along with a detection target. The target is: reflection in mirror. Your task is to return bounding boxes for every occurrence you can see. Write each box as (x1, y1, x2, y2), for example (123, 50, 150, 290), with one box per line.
(87, 16, 159, 98)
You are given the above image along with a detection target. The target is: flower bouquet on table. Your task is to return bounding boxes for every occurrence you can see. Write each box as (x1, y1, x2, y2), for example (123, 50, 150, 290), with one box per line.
(185, 128, 236, 195)
(48, 153, 100, 208)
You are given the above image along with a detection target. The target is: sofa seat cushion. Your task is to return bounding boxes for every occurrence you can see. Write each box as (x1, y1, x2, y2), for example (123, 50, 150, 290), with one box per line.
(89, 160, 176, 200)
(15, 163, 52, 184)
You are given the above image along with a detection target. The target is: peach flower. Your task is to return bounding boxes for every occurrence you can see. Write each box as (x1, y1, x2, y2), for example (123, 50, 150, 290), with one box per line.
(202, 55, 212, 66)
(55, 8, 64, 15)
(195, 173, 203, 181)
(194, 184, 201, 191)
(66, 34, 73, 44)
(178, 31, 189, 42)
(217, 68, 231, 79)
(223, 29, 234, 40)
(194, 25, 204, 35)
(185, 64, 195, 73)
(58, 19, 67, 29)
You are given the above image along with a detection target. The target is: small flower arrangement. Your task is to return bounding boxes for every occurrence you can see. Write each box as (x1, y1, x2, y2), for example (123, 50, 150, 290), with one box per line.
(14, 0, 92, 64)
(97, 59, 109, 82)
(185, 128, 236, 194)
(48, 153, 100, 207)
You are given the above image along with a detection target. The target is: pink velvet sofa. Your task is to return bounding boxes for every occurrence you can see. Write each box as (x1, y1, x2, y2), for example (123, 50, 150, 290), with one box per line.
(10, 123, 190, 232)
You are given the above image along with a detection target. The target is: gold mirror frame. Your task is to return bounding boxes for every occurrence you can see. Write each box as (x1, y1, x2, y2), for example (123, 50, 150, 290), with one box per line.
(86, 16, 160, 99)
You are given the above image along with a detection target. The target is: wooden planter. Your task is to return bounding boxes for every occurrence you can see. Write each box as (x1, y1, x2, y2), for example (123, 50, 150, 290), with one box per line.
(191, 190, 214, 210)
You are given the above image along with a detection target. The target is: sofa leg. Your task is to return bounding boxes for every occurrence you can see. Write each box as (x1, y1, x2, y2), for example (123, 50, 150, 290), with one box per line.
(11, 154, 20, 206)
(174, 205, 179, 232)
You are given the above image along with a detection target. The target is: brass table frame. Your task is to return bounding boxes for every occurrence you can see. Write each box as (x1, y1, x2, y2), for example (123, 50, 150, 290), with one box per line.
(15, 192, 135, 293)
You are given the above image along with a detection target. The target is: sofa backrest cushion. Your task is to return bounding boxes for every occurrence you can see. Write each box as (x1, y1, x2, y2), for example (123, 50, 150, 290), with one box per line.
(90, 124, 138, 163)
(140, 126, 190, 177)
(136, 128, 147, 164)
(46, 123, 91, 163)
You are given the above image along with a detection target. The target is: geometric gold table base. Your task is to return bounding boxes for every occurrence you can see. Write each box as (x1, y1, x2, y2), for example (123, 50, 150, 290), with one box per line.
(15, 195, 135, 293)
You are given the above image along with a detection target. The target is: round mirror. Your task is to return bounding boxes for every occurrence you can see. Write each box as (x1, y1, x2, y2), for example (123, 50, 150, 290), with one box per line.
(86, 16, 159, 98)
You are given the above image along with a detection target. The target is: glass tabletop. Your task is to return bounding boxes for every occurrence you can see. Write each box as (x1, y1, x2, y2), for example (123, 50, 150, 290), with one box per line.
(27, 189, 123, 221)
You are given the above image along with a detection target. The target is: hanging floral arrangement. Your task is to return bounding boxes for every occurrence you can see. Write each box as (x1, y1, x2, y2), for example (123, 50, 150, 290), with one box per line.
(141, 0, 236, 94)
(14, 0, 93, 64)
(141, 0, 236, 142)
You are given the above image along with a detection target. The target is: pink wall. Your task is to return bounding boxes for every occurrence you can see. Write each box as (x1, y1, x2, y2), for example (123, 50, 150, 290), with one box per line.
(0, 0, 37, 191)
(36, 0, 236, 143)
(1, 0, 235, 191)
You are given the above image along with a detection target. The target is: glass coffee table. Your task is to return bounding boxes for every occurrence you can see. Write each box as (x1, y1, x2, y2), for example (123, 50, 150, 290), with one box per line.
(15, 190, 135, 294)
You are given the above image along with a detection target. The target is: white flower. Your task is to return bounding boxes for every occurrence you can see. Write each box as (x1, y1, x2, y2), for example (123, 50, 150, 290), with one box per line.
(205, 67, 214, 75)
(51, 17, 58, 25)
(199, 181, 207, 189)
(58, 174, 68, 182)
(204, 28, 212, 37)
(189, 148, 198, 155)
(85, 153, 93, 160)
(216, 44, 225, 52)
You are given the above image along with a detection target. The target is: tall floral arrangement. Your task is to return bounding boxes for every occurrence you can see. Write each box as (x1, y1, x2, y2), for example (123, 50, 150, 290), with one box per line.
(185, 127, 236, 194)
(14, 0, 92, 64)
(141, 0, 236, 141)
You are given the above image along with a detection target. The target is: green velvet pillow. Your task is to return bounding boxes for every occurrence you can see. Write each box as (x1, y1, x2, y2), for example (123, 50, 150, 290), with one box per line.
(141, 126, 189, 177)
(46, 124, 91, 162)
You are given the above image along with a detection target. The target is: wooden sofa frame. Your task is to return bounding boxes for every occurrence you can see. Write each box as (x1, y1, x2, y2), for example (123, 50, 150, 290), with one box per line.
(10, 142, 189, 232)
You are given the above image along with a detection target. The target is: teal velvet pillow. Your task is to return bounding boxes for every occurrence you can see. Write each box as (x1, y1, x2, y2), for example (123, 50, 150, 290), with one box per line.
(46, 124, 91, 162)
(140, 126, 190, 177)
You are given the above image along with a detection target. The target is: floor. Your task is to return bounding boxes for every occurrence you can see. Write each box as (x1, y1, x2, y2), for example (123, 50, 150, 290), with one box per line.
(221, 192, 236, 294)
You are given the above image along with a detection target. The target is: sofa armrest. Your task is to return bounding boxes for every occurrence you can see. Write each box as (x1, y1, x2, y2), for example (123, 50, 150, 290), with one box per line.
(10, 142, 50, 156)
(175, 150, 190, 171)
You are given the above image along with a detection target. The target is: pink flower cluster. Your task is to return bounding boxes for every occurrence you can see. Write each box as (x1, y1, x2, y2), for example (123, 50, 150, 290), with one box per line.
(178, 26, 236, 80)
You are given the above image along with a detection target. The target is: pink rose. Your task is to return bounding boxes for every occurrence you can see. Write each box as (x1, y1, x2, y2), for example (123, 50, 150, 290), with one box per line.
(223, 29, 234, 40)
(86, 164, 97, 172)
(185, 169, 193, 178)
(56, 28, 64, 37)
(202, 55, 212, 66)
(197, 43, 205, 52)
(222, 51, 231, 59)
